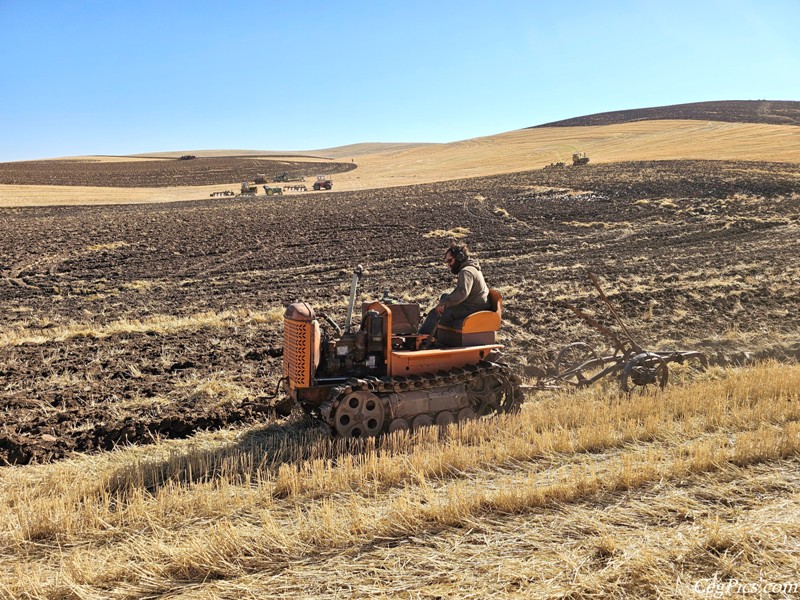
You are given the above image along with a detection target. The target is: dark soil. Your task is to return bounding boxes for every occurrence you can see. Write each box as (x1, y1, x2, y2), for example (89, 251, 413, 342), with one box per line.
(1, 159, 799, 464)
(0, 157, 356, 187)
(534, 100, 800, 128)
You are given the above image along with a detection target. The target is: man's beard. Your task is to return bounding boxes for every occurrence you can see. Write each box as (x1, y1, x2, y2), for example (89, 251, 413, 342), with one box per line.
(450, 262, 460, 275)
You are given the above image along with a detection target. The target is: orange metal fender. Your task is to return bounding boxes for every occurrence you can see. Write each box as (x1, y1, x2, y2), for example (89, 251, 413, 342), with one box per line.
(391, 345, 502, 377)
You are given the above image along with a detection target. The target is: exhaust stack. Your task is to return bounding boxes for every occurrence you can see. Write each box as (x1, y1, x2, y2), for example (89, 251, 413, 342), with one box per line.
(344, 264, 364, 333)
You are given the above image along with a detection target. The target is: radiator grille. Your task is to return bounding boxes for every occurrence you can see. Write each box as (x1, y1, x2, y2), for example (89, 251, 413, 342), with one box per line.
(283, 318, 313, 388)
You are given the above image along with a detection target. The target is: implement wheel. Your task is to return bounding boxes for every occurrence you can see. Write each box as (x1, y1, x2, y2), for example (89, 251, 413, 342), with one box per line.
(620, 352, 668, 393)
(556, 342, 600, 386)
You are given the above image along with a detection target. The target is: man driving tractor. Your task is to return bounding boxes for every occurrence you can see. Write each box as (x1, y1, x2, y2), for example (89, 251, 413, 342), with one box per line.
(419, 242, 491, 339)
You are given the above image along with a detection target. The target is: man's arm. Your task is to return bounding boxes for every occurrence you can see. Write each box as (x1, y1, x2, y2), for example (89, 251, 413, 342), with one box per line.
(435, 269, 475, 313)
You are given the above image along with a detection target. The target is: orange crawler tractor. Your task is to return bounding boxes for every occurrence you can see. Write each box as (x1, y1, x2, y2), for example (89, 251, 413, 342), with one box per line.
(279, 266, 523, 437)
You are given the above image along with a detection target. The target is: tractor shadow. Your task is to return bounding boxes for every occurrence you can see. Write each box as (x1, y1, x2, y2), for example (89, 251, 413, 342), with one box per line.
(101, 410, 399, 498)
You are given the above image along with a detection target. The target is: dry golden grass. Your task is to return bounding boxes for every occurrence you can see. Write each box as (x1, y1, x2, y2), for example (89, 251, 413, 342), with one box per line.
(1, 362, 798, 598)
(424, 226, 471, 239)
(0, 307, 284, 348)
(0, 183, 241, 207)
(125, 144, 428, 160)
(84, 241, 128, 252)
(332, 120, 800, 192)
(3, 119, 800, 206)
(562, 220, 634, 229)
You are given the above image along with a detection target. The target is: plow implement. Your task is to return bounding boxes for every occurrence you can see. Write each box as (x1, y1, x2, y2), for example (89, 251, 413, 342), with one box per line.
(534, 273, 707, 393)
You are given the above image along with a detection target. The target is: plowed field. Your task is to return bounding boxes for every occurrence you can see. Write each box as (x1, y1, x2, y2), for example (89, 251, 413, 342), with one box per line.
(0, 156, 356, 187)
(1, 159, 799, 464)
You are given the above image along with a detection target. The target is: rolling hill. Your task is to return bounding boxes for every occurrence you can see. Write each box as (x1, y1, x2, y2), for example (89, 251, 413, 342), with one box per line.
(533, 99, 800, 127)
(1, 100, 799, 207)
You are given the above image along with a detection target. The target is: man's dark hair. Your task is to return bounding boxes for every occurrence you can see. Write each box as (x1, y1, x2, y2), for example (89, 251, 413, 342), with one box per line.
(445, 241, 469, 262)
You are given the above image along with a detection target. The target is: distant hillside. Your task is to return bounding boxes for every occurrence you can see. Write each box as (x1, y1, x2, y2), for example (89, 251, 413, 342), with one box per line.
(533, 100, 800, 128)
(307, 142, 438, 159)
(126, 143, 432, 161)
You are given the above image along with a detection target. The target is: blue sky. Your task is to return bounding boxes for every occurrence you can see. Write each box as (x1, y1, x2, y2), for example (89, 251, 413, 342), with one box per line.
(1, 0, 798, 161)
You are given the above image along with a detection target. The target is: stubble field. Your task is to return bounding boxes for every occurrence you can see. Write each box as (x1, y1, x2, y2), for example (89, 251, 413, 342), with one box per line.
(0, 147, 799, 597)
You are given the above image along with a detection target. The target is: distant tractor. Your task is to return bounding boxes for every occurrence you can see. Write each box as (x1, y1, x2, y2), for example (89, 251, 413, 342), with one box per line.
(179, 155, 196, 160)
(254, 174, 268, 184)
(240, 182, 258, 195)
(572, 152, 590, 166)
(263, 185, 283, 196)
(272, 171, 305, 183)
(313, 175, 333, 191)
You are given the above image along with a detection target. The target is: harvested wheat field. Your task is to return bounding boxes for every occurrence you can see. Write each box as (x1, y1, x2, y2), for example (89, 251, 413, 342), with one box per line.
(1, 101, 799, 598)
(1, 364, 799, 597)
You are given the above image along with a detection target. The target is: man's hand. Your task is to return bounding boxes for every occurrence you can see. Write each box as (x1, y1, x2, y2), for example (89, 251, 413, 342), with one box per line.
(435, 303, 446, 315)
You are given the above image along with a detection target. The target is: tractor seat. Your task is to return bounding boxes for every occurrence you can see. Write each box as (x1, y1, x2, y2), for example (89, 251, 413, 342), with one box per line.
(436, 289, 502, 347)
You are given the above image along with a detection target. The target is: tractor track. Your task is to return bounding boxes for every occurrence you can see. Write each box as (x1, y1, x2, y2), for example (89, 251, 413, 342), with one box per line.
(315, 359, 523, 437)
